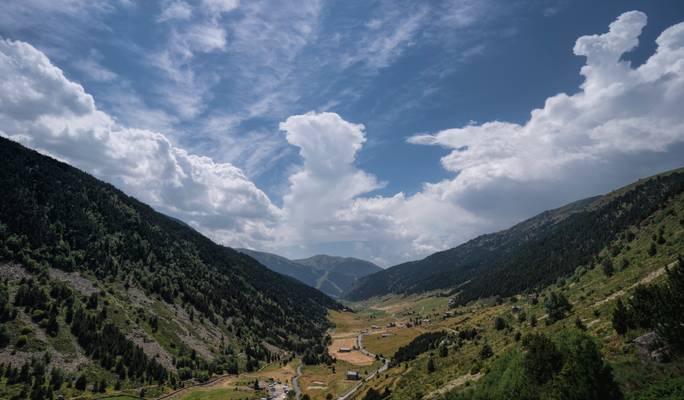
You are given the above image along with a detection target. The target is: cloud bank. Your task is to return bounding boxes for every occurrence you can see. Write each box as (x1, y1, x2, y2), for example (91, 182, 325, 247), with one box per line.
(1, 11, 684, 266)
(0, 38, 280, 248)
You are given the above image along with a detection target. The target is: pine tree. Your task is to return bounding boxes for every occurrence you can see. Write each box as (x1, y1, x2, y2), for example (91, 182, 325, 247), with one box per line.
(611, 299, 630, 335)
(75, 374, 87, 391)
(426, 358, 436, 373)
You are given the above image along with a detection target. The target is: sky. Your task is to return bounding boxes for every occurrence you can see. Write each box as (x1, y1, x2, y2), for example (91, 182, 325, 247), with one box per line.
(1, 0, 684, 266)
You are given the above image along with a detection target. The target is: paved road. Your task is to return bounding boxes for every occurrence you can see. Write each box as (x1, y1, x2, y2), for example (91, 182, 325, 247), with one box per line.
(292, 364, 303, 400)
(337, 333, 389, 400)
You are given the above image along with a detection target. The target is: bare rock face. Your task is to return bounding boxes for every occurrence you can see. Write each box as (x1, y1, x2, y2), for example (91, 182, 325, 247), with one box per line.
(633, 332, 672, 363)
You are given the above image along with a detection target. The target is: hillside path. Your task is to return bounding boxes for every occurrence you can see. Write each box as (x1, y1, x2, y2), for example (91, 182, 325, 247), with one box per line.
(424, 373, 482, 399)
(592, 262, 674, 308)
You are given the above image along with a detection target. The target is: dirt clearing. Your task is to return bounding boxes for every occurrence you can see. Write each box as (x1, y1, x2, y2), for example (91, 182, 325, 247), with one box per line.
(329, 337, 374, 366)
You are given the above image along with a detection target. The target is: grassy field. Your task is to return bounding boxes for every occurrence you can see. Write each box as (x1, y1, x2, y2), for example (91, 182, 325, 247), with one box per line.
(362, 327, 428, 358)
(176, 386, 258, 400)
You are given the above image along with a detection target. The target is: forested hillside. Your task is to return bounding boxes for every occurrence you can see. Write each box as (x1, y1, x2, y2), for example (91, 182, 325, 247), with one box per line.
(353, 188, 684, 400)
(346, 168, 684, 302)
(0, 137, 341, 398)
(239, 249, 381, 297)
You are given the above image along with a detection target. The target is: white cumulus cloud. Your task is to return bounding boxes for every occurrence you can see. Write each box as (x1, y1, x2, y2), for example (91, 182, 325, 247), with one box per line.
(0, 38, 280, 248)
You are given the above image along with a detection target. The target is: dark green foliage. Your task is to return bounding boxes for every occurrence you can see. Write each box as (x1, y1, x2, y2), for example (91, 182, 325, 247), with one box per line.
(611, 299, 630, 335)
(362, 388, 388, 400)
(301, 334, 334, 365)
(655, 256, 684, 349)
(544, 292, 572, 323)
(439, 343, 449, 357)
(75, 374, 87, 391)
(494, 316, 506, 331)
(460, 331, 622, 400)
(347, 170, 684, 302)
(0, 137, 341, 362)
(632, 377, 684, 400)
(49, 367, 64, 390)
(479, 344, 493, 360)
(611, 256, 684, 350)
(45, 313, 59, 336)
(96, 378, 107, 393)
(521, 333, 562, 384)
(0, 281, 15, 321)
(390, 331, 448, 366)
(427, 357, 436, 373)
(621, 258, 630, 270)
(0, 323, 9, 348)
(14, 279, 48, 311)
(16, 335, 27, 348)
(70, 306, 168, 384)
(602, 258, 614, 277)
(458, 327, 478, 341)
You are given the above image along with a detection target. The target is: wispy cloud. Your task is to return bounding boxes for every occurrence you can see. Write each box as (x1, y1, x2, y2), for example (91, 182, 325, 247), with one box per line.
(157, 0, 192, 23)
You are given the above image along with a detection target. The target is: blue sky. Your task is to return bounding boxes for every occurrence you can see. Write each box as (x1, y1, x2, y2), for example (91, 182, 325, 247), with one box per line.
(1, 0, 684, 265)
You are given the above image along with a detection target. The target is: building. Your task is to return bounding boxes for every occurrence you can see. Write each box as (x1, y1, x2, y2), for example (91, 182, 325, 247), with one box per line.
(339, 347, 352, 353)
(346, 371, 360, 380)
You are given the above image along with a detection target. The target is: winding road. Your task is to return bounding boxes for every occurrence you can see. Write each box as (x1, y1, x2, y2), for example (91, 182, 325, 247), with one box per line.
(337, 333, 389, 400)
(292, 364, 303, 400)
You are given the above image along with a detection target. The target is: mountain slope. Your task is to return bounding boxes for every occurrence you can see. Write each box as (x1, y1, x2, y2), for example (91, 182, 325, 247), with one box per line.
(0, 137, 341, 395)
(346, 168, 684, 302)
(236, 248, 322, 288)
(238, 250, 382, 297)
(295, 254, 383, 297)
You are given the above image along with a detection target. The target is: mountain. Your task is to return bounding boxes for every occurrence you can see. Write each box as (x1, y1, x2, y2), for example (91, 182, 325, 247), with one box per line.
(294, 254, 383, 296)
(346, 167, 684, 302)
(236, 249, 322, 288)
(0, 137, 341, 395)
(238, 250, 382, 297)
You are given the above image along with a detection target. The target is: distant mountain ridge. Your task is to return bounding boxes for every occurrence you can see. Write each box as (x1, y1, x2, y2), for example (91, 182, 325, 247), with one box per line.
(237, 249, 382, 297)
(345, 168, 684, 302)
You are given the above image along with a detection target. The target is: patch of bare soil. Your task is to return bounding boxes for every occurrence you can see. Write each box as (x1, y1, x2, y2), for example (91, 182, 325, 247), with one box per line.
(125, 286, 154, 307)
(0, 349, 84, 370)
(0, 263, 30, 281)
(127, 328, 176, 371)
(328, 337, 374, 366)
(48, 269, 99, 296)
(587, 318, 601, 328)
(171, 303, 221, 361)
